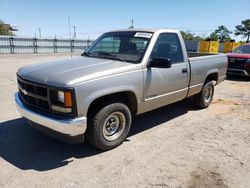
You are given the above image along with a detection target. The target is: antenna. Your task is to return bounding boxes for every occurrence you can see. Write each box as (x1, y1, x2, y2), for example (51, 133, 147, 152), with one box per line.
(128, 19, 134, 29)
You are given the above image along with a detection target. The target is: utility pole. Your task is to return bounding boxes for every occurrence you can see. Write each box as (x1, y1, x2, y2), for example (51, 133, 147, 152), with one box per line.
(73, 26, 76, 39)
(68, 16, 72, 58)
(68, 16, 71, 39)
(38, 28, 41, 38)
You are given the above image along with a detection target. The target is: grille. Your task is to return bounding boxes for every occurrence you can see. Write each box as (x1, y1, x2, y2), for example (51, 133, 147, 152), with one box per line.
(17, 75, 76, 117)
(228, 58, 247, 69)
(17, 76, 50, 112)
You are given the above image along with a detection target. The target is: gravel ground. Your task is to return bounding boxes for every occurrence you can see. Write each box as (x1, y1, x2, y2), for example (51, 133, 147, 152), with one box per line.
(0, 54, 249, 188)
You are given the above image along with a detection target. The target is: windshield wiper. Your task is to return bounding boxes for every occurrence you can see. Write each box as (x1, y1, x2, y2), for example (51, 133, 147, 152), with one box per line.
(97, 52, 126, 62)
(81, 51, 92, 57)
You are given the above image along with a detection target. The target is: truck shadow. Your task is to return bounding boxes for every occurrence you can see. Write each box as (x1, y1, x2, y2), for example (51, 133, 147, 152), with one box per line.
(0, 99, 196, 171)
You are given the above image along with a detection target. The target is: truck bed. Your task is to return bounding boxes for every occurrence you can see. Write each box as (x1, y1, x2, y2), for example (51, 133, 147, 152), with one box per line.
(187, 53, 227, 97)
(188, 52, 219, 58)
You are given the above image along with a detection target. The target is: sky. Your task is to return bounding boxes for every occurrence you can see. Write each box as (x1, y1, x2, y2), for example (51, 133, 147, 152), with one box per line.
(0, 0, 249, 40)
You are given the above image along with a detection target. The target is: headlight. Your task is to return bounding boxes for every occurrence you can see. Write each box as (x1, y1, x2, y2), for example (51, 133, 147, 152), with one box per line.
(57, 91, 65, 103)
(246, 59, 250, 68)
(57, 90, 72, 107)
(50, 90, 73, 113)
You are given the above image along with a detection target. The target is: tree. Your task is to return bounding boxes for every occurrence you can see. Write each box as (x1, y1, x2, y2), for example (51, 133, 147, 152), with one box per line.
(181, 31, 203, 41)
(0, 19, 17, 35)
(206, 32, 219, 41)
(214, 25, 232, 42)
(181, 31, 193, 40)
(235, 19, 250, 43)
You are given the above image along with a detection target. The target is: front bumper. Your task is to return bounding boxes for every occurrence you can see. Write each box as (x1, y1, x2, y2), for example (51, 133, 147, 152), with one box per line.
(227, 68, 250, 77)
(15, 92, 87, 142)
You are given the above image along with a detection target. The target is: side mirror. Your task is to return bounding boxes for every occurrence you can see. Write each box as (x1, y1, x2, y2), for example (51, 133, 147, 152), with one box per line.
(148, 58, 172, 68)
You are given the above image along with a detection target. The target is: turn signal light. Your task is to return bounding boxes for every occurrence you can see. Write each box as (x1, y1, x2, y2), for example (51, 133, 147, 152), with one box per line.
(64, 91, 72, 107)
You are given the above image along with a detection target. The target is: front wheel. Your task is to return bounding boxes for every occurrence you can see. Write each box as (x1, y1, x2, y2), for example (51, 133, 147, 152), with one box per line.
(86, 103, 132, 150)
(193, 81, 214, 109)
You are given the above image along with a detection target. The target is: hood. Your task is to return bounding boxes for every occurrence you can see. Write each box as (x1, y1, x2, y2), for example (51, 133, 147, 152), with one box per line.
(227, 53, 250, 59)
(18, 56, 139, 87)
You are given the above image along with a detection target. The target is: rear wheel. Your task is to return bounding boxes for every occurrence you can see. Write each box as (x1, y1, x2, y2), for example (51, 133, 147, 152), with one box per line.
(86, 103, 132, 150)
(193, 81, 214, 108)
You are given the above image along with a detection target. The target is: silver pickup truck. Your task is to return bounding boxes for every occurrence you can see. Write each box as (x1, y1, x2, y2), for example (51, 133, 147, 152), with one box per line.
(15, 29, 227, 150)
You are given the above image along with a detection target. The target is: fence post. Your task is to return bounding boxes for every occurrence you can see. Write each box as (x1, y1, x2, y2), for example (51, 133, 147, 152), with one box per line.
(71, 39, 74, 53)
(9, 36, 14, 54)
(53, 38, 57, 53)
(33, 38, 38, 53)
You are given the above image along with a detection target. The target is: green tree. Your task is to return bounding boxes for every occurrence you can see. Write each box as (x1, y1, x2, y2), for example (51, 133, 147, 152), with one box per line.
(206, 32, 219, 41)
(214, 25, 232, 42)
(0, 19, 15, 35)
(181, 31, 203, 41)
(235, 19, 250, 43)
(181, 31, 193, 40)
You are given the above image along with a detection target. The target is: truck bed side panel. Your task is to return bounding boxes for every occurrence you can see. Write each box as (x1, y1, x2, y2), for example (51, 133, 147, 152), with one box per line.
(187, 54, 227, 97)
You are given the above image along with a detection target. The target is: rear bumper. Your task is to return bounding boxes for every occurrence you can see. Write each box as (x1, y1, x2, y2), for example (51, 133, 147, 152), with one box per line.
(227, 68, 250, 77)
(15, 92, 87, 142)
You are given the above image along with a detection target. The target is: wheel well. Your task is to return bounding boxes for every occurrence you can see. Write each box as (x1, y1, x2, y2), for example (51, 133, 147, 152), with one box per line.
(205, 72, 218, 84)
(87, 91, 138, 119)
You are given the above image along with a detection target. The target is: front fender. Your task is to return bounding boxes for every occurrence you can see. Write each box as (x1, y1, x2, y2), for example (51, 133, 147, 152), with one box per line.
(73, 70, 144, 117)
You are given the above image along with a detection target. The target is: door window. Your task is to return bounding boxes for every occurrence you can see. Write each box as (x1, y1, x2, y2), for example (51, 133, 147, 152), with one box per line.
(151, 33, 184, 63)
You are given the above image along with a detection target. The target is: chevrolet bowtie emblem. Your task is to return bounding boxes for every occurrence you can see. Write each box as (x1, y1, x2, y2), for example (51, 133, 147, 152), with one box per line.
(21, 88, 28, 95)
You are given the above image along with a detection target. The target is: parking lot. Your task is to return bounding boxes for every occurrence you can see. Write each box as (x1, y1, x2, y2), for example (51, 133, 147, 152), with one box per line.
(0, 54, 249, 188)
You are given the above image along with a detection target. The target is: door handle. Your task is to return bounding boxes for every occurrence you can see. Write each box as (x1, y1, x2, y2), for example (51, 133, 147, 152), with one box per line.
(182, 68, 188, 73)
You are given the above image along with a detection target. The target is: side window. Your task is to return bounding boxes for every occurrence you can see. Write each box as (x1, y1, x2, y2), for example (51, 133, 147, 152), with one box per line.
(93, 37, 121, 53)
(151, 33, 184, 63)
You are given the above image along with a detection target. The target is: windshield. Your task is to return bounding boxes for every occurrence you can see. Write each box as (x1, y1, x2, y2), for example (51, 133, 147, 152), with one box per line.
(83, 31, 152, 63)
(233, 45, 250, 54)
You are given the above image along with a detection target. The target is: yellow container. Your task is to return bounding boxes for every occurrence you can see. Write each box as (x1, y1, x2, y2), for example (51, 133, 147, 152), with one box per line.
(199, 41, 219, 53)
(223, 42, 241, 53)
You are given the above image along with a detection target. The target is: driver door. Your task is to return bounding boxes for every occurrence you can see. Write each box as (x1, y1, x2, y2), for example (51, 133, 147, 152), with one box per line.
(143, 33, 189, 112)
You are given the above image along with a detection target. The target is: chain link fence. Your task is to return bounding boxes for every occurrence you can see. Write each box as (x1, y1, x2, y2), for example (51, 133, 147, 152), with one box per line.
(1, 35, 223, 54)
(0, 35, 94, 54)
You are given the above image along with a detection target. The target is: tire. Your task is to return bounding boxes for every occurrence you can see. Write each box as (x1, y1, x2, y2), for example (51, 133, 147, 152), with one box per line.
(193, 81, 214, 109)
(86, 103, 132, 150)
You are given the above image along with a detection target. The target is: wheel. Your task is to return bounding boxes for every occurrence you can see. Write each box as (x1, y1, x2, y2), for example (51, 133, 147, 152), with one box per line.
(193, 81, 214, 109)
(86, 103, 132, 150)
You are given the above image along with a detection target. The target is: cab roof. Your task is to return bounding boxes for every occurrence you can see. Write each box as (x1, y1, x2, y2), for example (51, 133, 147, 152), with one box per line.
(109, 28, 179, 33)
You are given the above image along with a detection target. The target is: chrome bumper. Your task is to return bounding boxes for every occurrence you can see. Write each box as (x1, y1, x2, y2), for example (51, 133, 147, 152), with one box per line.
(15, 92, 87, 137)
(227, 68, 250, 77)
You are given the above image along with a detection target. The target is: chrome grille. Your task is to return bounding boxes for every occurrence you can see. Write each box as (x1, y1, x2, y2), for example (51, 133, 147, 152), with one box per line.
(228, 58, 247, 69)
(17, 76, 50, 111)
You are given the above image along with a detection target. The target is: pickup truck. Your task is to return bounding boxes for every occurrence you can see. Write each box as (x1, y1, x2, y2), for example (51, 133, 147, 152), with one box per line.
(15, 29, 227, 150)
(227, 43, 250, 77)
